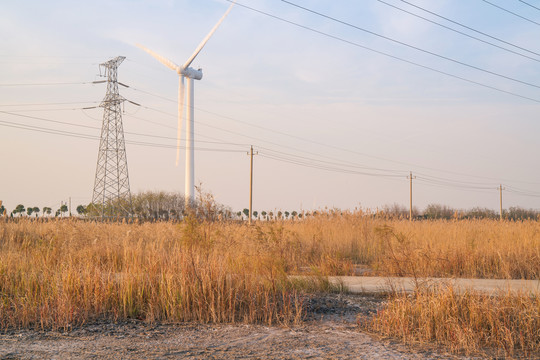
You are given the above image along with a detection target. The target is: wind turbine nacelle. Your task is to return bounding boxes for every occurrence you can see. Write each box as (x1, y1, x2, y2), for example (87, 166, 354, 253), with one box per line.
(181, 67, 203, 80)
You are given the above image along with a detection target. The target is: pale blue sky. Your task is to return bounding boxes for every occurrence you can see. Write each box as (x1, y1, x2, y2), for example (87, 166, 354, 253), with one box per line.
(1, 0, 540, 213)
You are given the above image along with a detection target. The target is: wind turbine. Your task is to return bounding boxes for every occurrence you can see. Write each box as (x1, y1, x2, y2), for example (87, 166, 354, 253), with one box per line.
(137, 2, 234, 206)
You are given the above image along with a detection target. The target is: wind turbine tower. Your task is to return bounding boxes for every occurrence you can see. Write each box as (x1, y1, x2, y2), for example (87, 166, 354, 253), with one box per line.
(137, 2, 234, 206)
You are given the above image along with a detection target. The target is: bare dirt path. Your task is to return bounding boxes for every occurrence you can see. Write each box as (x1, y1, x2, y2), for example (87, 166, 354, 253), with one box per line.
(328, 276, 540, 294)
(0, 294, 473, 360)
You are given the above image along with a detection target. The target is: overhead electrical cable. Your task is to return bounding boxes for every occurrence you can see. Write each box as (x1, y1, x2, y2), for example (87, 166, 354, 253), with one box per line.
(0, 81, 94, 87)
(3, 108, 88, 112)
(415, 172, 501, 187)
(0, 110, 246, 147)
(129, 84, 540, 186)
(519, 0, 540, 12)
(225, 0, 540, 104)
(414, 179, 497, 194)
(415, 176, 495, 191)
(127, 85, 435, 169)
(374, 0, 540, 62)
(258, 147, 405, 175)
(0, 101, 99, 107)
(140, 103, 396, 170)
(281, 0, 540, 89)
(398, 0, 540, 56)
(81, 107, 247, 147)
(3, 110, 540, 196)
(0, 119, 244, 152)
(259, 153, 406, 178)
(505, 185, 540, 197)
(123, 113, 251, 147)
(481, 0, 540, 26)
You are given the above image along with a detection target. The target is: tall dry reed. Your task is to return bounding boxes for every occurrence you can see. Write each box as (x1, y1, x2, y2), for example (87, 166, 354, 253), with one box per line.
(0, 218, 304, 330)
(1, 212, 539, 330)
(364, 285, 540, 358)
(267, 213, 540, 279)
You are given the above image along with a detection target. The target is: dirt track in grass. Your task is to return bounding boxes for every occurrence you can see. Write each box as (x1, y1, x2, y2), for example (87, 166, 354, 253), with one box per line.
(0, 293, 475, 360)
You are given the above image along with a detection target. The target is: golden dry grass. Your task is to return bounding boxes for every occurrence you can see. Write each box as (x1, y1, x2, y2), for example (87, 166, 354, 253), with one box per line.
(0, 218, 307, 330)
(365, 286, 540, 358)
(260, 212, 540, 279)
(1, 212, 539, 332)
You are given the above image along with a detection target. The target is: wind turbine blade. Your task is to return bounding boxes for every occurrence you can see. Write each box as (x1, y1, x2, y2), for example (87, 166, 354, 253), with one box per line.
(136, 43, 181, 72)
(176, 76, 185, 166)
(182, 2, 235, 69)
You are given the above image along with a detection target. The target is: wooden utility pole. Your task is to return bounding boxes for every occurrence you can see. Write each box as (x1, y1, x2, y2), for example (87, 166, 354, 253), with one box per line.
(499, 184, 504, 221)
(408, 171, 416, 221)
(247, 146, 258, 224)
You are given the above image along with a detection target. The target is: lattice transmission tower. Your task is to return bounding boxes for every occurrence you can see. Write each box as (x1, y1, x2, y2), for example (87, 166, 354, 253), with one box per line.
(91, 56, 132, 218)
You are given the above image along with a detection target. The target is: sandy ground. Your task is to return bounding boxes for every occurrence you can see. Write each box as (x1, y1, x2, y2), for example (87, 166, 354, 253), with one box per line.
(0, 294, 476, 360)
(328, 276, 540, 294)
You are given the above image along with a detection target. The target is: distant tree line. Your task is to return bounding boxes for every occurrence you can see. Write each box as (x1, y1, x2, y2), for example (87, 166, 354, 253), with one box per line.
(240, 203, 540, 221)
(0, 204, 61, 218)
(85, 190, 234, 221)
(421, 203, 540, 221)
(2, 198, 539, 222)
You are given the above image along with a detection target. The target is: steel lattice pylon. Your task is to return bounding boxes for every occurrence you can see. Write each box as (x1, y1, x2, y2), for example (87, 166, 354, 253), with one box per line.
(91, 56, 132, 218)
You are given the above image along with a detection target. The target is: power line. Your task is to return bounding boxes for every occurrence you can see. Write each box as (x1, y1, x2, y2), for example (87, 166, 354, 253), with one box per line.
(127, 86, 435, 169)
(0, 110, 247, 148)
(374, 0, 540, 62)
(0, 119, 244, 153)
(3, 108, 540, 198)
(414, 178, 497, 194)
(481, 0, 540, 26)
(128, 84, 540, 187)
(0, 112, 405, 176)
(281, 0, 540, 90)
(0, 81, 93, 87)
(415, 176, 495, 191)
(0, 101, 99, 107)
(519, 0, 540, 12)
(259, 146, 404, 176)
(0, 116, 244, 153)
(259, 153, 405, 178)
(3, 77, 525, 195)
(415, 172, 501, 187)
(138, 101, 421, 175)
(225, 0, 540, 104)
(398, 0, 540, 57)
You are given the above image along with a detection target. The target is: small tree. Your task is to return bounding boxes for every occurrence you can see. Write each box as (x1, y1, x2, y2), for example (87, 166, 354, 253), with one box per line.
(76, 205, 87, 217)
(277, 211, 283, 219)
(32, 207, 40, 217)
(291, 210, 298, 219)
(261, 210, 267, 220)
(243, 208, 249, 219)
(60, 204, 68, 217)
(284, 211, 290, 219)
(26, 207, 33, 217)
(14, 204, 25, 217)
(253, 210, 258, 219)
(43, 207, 52, 217)
(0, 204, 5, 216)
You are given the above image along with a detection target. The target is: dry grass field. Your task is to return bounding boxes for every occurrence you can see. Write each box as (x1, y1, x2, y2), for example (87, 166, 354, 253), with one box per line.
(1, 212, 539, 357)
(365, 286, 540, 358)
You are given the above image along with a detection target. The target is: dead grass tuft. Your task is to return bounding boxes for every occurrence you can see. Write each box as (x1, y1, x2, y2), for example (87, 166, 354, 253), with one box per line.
(364, 285, 540, 358)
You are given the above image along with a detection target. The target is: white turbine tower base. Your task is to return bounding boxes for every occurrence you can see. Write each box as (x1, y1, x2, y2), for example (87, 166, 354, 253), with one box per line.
(186, 77, 194, 202)
(137, 2, 234, 207)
